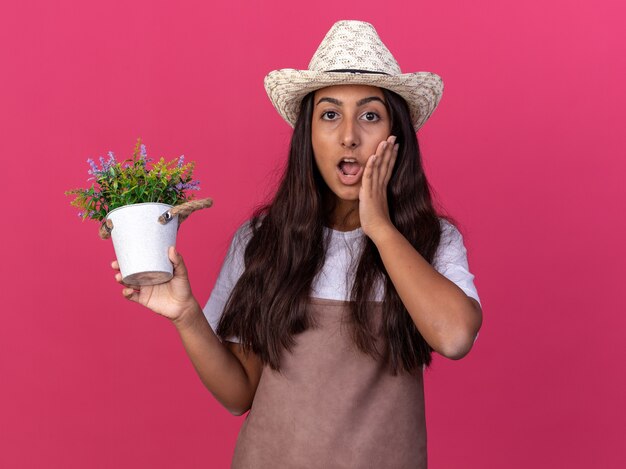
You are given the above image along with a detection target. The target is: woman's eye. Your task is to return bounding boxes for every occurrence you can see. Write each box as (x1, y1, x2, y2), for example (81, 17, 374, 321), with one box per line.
(362, 112, 380, 122)
(322, 111, 338, 120)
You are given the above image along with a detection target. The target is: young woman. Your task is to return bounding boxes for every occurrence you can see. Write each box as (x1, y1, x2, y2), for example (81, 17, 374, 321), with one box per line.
(113, 20, 482, 468)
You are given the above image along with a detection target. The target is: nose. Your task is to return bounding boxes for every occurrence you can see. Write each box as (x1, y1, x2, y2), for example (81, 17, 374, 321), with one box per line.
(340, 119, 360, 149)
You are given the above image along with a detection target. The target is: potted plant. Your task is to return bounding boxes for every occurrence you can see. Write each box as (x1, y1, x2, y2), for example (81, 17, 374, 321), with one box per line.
(65, 138, 212, 285)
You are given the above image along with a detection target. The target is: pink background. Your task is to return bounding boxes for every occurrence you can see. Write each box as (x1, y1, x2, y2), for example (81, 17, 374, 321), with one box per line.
(1, 0, 624, 467)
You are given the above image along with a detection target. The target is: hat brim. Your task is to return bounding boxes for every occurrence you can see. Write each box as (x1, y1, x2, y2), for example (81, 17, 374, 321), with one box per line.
(264, 69, 443, 132)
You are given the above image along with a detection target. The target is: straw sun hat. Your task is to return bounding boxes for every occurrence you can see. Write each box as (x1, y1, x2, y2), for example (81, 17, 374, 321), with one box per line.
(264, 20, 444, 132)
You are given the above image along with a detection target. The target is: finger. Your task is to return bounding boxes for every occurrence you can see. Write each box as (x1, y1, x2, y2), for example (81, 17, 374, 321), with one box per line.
(383, 142, 399, 187)
(371, 141, 387, 190)
(379, 136, 396, 186)
(111, 260, 119, 270)
(168, 246, 188, 278)
(122, 286, 141, 301)
(362, 154, 376, 196)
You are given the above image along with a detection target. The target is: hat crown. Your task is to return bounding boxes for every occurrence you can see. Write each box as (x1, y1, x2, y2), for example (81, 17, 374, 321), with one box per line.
(307, 20, 402, 75)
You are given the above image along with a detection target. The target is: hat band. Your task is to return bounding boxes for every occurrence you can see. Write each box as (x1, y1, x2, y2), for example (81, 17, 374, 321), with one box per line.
(325, 69, 390, 75)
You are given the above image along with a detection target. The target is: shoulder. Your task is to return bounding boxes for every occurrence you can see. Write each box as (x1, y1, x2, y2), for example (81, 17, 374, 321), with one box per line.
(231, 219, 255, 249)
(433, 217, 467, 268)
(226, 216, 266, 255)
(438, 217, 464, 244)
(216, 219, 256, 275)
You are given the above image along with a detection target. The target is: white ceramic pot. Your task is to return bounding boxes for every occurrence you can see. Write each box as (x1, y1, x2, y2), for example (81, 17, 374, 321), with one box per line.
(106, 202, 178, 286)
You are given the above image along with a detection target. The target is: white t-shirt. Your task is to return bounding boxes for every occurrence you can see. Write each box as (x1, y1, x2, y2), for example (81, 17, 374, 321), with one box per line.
(203, 218, 481, 343)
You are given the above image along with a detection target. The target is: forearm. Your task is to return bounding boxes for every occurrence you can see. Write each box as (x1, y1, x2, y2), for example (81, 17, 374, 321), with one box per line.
(371, 225, 482, 359)
(172, 301, 254, 415)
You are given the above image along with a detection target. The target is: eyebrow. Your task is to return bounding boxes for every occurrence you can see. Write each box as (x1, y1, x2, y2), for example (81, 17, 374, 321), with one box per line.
(315, 96, 386, 107)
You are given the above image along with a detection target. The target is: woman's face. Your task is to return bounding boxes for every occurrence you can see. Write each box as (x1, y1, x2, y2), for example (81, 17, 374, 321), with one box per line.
(311, 84, 392, 205)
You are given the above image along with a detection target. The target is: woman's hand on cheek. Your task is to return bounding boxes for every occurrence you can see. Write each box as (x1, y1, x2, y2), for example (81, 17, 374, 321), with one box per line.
(359, 135, 399, 240)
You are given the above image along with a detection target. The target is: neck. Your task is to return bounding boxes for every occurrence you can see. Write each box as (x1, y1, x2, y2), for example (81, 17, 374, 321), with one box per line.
(324, 194, 360, 231)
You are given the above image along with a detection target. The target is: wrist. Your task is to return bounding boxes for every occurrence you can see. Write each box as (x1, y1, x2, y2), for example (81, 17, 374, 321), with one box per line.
(366, 221, 399, 246)
(172, 299, 203, 332)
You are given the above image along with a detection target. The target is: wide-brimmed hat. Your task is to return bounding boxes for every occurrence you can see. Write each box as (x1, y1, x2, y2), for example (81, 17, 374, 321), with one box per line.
(264, 20, 444, 132)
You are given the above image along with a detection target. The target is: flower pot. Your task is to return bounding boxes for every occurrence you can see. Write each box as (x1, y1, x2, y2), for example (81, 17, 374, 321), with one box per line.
(106, 202, 178, 286)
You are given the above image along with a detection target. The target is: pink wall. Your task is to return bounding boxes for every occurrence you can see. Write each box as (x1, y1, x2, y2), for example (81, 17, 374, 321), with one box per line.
(1, 0, 624, 467)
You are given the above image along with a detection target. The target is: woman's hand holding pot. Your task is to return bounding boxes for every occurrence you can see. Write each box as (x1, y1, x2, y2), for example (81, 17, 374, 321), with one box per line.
(112, 246, 199, 325)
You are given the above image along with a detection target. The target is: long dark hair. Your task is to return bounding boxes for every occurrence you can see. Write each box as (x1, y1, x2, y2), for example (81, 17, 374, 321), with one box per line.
(217, 88, 453, 375)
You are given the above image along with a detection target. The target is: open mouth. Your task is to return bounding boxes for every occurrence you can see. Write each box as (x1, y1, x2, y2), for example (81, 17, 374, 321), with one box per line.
(338, 158, 361, 176)
(336, 158, 364, 186)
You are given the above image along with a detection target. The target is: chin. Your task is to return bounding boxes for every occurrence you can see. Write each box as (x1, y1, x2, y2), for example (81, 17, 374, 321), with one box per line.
(334, 188, 360, 202)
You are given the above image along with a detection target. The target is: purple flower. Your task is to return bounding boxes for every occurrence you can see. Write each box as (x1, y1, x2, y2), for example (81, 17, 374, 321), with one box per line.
(87, 158, 99, 174)
(177, 155, 185, 168)
(138, 144, 152, 165)
(175, 180, 200, 191)
(93, 152, 116, 173)
(104, 152, 116, 171)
